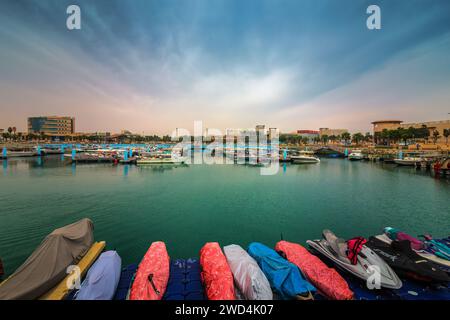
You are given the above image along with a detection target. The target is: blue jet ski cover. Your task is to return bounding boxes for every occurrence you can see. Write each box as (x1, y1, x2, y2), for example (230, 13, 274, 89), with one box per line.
(247, 242, 315, 299)
(75, 250, 122, 300)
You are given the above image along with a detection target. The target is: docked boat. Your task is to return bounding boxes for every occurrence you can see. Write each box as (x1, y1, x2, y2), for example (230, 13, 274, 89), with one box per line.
(307, 230, 402, 289)
(0, 218, 96, 300)
(40, 241, 106, 300)
(291, 151, 320, 164)
(223, 244, 273, 300)
(248, 242, 316, 300)
(348, 150, 364, 161)
(376, 228, 450, 272)
(275, 241, 353, 300)
(129, 241, 170, 300)
(394, 157, 422, 166)
(200, 242, 235, 300)
(6, 150, 37, 158)
(137, 157, 181, 165)
(74, 251, 122, 300)
(366, 237, 450, 283)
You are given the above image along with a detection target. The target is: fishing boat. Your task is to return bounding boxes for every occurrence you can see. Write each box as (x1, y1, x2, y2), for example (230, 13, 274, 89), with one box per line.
(394, 157, 422, 166)
(348, 150, 364, 161)
(0, 218, 100, 300)
(291, 151, 320, 164)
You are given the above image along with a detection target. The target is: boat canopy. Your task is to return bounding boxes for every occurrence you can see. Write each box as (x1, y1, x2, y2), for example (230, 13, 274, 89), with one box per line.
(0, 218, 94, 300)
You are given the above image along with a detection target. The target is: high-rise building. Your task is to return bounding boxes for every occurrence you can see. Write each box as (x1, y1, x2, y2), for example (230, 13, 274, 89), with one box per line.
(28, 116, 75, 135)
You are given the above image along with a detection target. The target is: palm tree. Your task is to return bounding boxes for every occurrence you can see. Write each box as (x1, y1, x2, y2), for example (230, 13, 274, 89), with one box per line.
(443, 129, 449, 145)
(341, 132, 351, 145)
(352, 132, 364, 145)
(432, 130, 440, 144)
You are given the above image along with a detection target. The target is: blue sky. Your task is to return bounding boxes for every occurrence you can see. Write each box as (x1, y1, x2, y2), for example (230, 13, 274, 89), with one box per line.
(1, 0, 450, 134)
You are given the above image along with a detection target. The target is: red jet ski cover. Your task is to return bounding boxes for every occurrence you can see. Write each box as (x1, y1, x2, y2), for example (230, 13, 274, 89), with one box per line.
(275, 241, 353, 300)
(129, 241, 170, 300)
(200, 242, 235, 300)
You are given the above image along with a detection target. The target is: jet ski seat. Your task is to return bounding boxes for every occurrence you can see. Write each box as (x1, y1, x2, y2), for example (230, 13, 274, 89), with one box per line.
(323, 230, 351, 264)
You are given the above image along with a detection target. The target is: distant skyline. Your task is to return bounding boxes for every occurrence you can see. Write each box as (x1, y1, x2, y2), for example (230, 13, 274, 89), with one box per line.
(1, 0, 450, 135)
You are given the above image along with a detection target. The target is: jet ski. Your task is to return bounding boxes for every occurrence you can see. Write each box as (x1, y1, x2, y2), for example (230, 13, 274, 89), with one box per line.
(376, 233, 450, 273)
(366, 237, 450, 283)
(306, 230, 402, 289)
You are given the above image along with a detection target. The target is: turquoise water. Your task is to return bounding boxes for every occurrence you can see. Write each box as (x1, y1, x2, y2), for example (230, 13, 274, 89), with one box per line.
(1, 156, 449, 276)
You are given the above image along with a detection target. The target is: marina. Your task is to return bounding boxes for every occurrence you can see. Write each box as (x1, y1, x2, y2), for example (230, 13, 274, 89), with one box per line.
(0, 153, 448, 282)
(0, 217, 448, 300)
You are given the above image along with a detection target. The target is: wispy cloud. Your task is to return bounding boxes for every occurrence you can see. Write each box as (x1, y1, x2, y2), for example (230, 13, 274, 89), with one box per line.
(1, 0, 450, 134)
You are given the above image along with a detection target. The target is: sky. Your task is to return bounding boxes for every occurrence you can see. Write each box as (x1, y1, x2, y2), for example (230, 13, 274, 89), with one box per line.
(1, 0, 450, 135)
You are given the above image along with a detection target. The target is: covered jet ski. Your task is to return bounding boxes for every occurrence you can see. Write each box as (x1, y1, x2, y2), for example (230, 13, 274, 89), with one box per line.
(306, 230, 402, 289)
(223, 244, 273, 300)
(74, 251, 122, 300)
(366, 237, 449, 283)
(248, 242, 316, 300)
(200, 242, 235, 300)
(0, 218, 94, 300)
(275, 240, 353, 300)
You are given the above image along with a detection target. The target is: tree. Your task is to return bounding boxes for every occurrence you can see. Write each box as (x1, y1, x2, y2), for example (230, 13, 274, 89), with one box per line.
(341, 132, 351, 145)
(321, 135, 329, 145)
(432, 130, 440, 144)
(352, 132, 364, 144)
(444, 129, 449, 145)
(7, 127, 12, 135)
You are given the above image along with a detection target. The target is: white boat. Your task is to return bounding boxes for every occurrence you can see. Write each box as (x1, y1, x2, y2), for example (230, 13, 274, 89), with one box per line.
(394, 157, 422, 166)
(7, 150, 37, 157)
(348, 150, 363, 161)
(291, 151, 320, 164)
(136, 157, 184, 165)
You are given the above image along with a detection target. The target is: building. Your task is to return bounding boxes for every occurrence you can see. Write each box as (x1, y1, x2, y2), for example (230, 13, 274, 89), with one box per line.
(319, 128, 348, 137)
(28, 116, 75, 135)
(296, 130, 319, 142)
(372, 119, 450, 144)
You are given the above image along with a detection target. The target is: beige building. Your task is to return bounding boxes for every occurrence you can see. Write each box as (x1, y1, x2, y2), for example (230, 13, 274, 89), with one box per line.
(372, 119, 450, 144)
(28, 116, 75, 135)
(319, 128, 348, 137)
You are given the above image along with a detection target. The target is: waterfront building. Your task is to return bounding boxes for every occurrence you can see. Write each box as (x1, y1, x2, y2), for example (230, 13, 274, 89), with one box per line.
(296, 130, 320, 142)
(372, 119, 450, 144)
(319, 128, 348, 137)
(28, 116, 75, 135)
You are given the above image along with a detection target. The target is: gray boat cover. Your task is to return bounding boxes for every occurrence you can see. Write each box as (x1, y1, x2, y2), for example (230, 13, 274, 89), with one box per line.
(0, 218, 94, 300)
(223, 244, 273, 300)
(75, 251, 121, 300)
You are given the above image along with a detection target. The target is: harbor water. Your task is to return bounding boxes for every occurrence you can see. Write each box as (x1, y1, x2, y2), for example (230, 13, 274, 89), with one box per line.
(0, 156, 449, 276)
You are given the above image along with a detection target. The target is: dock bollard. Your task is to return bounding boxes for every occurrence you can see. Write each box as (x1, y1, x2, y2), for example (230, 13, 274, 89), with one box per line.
(2, 147, 7, 159)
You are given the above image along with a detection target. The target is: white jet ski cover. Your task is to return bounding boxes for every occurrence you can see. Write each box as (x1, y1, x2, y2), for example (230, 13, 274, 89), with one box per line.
(75, 250, 122, 300)
(223, 244, 273, 300)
